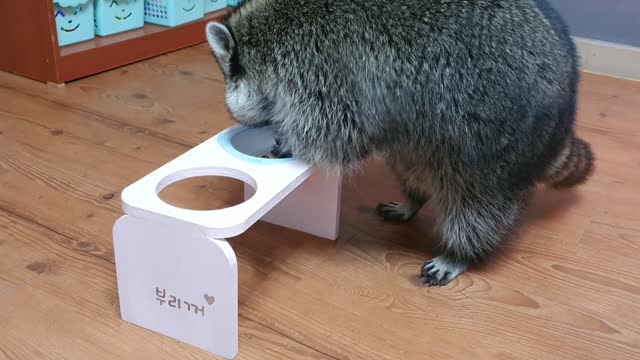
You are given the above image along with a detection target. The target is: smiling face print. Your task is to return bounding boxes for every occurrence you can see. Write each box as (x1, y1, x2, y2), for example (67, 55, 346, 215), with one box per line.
(109, 0, 133, 21)
(143, 0, 203, 27)
(94, 0, 144, 37)
(181, 0, 197, 13)
(55, 6, 83, 33)
(54, 2, 95, 46)
(173, 0, 203, 25)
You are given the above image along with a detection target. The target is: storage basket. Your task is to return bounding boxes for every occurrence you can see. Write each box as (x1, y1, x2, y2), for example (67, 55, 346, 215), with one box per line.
(53, 0, 95, 46)
(94, 0, 144, 36)
(204, 0, 226, 13)
(144, 0, 204, 27)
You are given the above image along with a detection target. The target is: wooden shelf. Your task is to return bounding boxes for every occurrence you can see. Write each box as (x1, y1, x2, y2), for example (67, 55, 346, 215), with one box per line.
(57, 10, 230, 83)
(0, 3, 230, 85)
(60, 11, 228, 57)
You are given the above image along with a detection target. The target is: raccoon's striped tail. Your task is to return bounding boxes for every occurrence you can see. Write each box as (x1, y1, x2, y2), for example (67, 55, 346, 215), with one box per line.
(543, 135, 594, 188)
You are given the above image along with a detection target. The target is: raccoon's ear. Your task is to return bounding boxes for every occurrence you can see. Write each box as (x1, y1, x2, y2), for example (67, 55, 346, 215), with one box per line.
(206, 22, 236, 74)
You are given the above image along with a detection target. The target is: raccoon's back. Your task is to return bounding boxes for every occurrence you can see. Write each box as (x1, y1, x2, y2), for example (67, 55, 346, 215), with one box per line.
(227, 0, 579, 172)
(232, 0, 576, 115)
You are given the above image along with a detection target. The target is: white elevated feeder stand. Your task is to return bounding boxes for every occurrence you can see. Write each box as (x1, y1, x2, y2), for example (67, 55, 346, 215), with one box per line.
(113, 125, 341, 359)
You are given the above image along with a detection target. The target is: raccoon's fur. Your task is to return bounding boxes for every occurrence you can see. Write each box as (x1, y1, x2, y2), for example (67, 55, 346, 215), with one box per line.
(206, 0, 594, 286)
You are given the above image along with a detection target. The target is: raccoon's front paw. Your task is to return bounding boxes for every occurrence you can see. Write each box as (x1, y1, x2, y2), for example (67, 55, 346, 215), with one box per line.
(375, 202, 415, 222)
(271, 137, 293, 159)
(419, 256, 468, 287)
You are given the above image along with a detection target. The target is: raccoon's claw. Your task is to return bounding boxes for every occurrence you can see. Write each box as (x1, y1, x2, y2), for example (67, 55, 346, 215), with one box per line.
(419, 256, 467, 287)
(271, 137, 293, 159)
(375, 202, 413, 222)
(271, 145, 293, 159)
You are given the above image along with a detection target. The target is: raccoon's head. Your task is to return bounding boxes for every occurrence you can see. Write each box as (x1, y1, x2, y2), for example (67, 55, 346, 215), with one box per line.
(206, 21, 272, 127)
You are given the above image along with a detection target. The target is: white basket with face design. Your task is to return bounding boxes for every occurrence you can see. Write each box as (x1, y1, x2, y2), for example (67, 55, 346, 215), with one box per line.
(53, 0, 95, 46)
(143, 0, 204, 27)
(204, 0, 226, 13)
(94, 0, 144, 36)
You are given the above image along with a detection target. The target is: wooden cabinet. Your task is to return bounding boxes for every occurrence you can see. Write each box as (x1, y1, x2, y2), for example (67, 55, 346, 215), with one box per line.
(0, 2, 229, 85)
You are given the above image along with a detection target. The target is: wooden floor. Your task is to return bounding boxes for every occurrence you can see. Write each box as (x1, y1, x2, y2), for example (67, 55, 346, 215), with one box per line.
(1, 44, 640, 360)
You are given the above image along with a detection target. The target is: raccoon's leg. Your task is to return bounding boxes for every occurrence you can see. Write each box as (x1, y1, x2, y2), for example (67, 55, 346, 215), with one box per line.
(376, 160, 430, 222)
(376, 192, 428, 222)
(420, 189, 527, 286)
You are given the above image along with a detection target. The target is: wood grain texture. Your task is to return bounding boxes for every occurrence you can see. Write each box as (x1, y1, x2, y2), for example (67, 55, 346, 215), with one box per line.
(1, 44, 640, 360)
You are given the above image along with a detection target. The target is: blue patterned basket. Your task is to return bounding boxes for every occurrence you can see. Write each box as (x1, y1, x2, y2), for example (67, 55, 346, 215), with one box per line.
(144, 0, 204, 27)
(94, 0, 144, 36)
(204, 0, 226, 13)
(53, 0, 95, 46)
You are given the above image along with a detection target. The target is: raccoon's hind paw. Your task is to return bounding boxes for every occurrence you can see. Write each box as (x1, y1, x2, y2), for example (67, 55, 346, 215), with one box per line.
(376, 202, 416, 222)
(419, 256, 467, 287)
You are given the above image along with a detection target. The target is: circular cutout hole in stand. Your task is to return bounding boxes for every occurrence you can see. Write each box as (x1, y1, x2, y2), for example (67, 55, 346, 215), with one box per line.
(157, 168, 256, 211)
(218, 125, 294, 164)
(158, 176, 248, 211)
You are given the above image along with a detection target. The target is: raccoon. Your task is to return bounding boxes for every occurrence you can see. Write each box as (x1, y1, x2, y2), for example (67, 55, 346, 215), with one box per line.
(205, 0, 594, 286)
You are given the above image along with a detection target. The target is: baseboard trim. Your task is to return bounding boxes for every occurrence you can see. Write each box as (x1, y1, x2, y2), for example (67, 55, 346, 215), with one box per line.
(574, 37, 640, 81)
